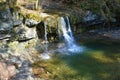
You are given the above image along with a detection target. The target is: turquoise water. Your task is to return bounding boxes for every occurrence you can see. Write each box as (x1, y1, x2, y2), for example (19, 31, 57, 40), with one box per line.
(33, 40, 120, 80)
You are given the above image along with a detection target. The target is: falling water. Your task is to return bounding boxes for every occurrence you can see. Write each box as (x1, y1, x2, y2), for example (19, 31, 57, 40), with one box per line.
(66, 16, 73, 39)
(41, 22, 50, 59)
(44, 23, 48, 52)
(61, 17, 83, 53)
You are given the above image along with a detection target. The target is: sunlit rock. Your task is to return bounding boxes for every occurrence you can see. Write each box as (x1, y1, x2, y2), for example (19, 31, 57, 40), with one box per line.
(25, 19, 39, 28)
(14, 24, 37, 41)
(0, 62, 16, 80)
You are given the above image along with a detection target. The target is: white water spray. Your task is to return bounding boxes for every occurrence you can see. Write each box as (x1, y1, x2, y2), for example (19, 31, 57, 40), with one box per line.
(66, 16, 73, 39)
(61, 17, 83, 53)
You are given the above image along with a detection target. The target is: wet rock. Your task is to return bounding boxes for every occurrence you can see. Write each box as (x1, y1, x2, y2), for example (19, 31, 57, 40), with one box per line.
(83, 11, 105, 26)
(14, 24, 37, 41)
(0, 62, 16, 80)
(102, 29, 120, 39)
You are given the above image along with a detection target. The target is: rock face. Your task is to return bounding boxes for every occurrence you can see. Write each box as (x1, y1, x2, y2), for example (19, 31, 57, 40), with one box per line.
(82, 11, 105, 26)
(0, 7, 13, 40)
(12, 12, 22, 26)
(0, 8, 13, 40)
(0, 21, 13, 34)
(0, 62, 16, 80)
(0, 8, 12, 20)
(0, 6, 42, 80)
(25, 19, 39, 28)
(14, 24, 37, 41)
(0, 39, 41, 80)
(39, 0, 84, 16)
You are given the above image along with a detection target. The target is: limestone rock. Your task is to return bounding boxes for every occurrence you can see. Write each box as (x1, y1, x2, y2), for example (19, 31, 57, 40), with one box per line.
(25, 19, 39, 28)
(0, 8, 12, 20)
(0, 21, 13, 34)
(12, 11, 23, 27)
(0, 8, 13, 41)
(0, 62, 16, 80)
(0, 8, 13, 33)
(14, 24, 37, 41)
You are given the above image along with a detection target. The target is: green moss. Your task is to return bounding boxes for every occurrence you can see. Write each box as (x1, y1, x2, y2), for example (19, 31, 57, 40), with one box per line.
(26, 13, 42, 21)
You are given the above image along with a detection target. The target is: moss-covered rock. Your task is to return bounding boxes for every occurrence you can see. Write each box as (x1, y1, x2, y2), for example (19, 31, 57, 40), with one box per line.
(26, 13, 42, 21)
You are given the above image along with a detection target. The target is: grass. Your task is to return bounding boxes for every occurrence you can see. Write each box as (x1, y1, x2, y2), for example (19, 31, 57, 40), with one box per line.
(32, 40, 120, 80)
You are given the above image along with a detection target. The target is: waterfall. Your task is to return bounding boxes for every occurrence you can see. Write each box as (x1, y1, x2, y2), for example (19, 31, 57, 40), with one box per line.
(61, 17, 74, 47)
(41, 22, 50, 59)
(44, 22, 48, 52)
(61, 17, 83, 53)
(66, 16, 73, 39)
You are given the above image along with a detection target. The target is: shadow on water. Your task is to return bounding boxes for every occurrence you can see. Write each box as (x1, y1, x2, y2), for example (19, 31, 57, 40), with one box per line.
(33, 40, 120, 80)
(63, 40, 120, 80)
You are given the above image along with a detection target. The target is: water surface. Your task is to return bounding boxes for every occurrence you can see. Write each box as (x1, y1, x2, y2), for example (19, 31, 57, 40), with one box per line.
(33, 40, 120, 80)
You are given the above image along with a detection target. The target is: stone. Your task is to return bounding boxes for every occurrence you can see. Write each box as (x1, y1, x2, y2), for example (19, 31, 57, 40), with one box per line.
(11, 11, 24, 27)
(83, 11, 105, 26)
(0, 8, 12, 20)
(13, 20, 22, 27)
(0, 8, 13, 41)
(14, 24, 37, 41)
(0, 8, 13, 34)
(38, 0, 84, 17)
(0, 34, 11, 40)
(0, 21, 13, 34)
(10, 60, 33, 80)
(0, 62, 16, 80)
(25, 19, 39, 28)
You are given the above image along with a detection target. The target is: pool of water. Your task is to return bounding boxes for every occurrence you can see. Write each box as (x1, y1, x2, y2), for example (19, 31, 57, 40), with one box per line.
(33, 40, 120, 80)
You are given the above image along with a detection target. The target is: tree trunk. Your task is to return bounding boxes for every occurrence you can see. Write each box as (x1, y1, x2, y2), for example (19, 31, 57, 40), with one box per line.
(35, 0, 39, 10)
